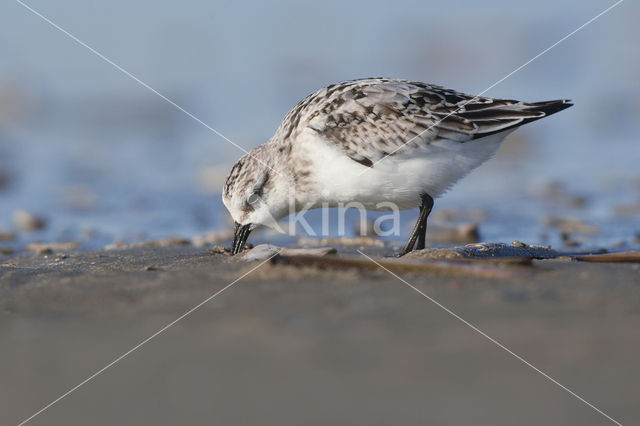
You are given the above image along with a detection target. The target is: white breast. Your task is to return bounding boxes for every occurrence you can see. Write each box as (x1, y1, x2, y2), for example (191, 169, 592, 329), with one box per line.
(296, 128, 514, 210)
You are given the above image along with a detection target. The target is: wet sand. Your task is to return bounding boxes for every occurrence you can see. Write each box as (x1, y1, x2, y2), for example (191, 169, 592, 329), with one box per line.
(1, 245, 639, 425)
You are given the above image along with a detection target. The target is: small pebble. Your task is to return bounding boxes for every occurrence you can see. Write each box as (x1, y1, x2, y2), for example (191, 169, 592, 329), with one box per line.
(207, 245, 230, 255)
(458, 223, 479, 242)
(564, 239, 581, 248)
(27, 242, 78, 254)
(427, 223, 480, 244)
(560, 231, 581, 247)
(13, 210, 46, 231)
(0, 229, 16, 241)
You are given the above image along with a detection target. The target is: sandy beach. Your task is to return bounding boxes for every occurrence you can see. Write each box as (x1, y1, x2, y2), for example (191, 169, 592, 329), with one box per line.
(1, 244, 638, 425)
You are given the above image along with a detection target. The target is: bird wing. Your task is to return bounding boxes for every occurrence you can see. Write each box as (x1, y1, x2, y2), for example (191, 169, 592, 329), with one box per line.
(274, 78, 571, 167)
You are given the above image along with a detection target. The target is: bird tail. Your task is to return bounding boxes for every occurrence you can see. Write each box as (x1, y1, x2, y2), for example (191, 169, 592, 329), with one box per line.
(467, 99, 573, 139)
(524, 99, 573, 118)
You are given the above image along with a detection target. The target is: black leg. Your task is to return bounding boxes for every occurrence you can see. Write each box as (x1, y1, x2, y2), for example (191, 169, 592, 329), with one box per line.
(415, 219, 427, 251)
(415, 194, 433, 250)
(399, 193, 434, 256)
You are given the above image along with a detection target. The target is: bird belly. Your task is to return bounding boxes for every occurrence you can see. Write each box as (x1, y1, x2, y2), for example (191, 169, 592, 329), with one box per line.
(299, 129, 513, 211)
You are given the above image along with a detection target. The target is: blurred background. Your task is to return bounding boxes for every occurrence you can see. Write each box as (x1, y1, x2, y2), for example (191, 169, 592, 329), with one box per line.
(1, 0, 639, 251)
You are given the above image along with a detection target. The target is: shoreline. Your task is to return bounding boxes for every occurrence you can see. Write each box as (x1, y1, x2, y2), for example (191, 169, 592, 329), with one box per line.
(1, 244, 639, 425)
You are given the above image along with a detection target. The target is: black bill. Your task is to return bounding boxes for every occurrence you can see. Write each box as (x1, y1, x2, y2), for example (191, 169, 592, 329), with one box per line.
(231, 222, 252, 255)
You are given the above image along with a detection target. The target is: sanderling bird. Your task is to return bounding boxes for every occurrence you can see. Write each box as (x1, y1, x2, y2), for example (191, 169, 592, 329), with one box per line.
(223, 78, 572, 255)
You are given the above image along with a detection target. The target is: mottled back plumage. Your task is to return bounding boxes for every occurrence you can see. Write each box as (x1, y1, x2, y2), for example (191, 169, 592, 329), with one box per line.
(272, 78, 571, 167)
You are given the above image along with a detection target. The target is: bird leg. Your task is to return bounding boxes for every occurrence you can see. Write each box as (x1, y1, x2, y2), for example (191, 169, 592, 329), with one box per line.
(399, 193, 434, 256)
(415, 193, 434, 250)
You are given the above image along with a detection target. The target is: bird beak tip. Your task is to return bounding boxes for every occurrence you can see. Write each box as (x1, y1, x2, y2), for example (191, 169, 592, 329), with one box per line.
(231, 222, 252, 255)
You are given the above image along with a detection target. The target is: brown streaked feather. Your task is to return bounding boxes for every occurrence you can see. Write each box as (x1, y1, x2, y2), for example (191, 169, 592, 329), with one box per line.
(272, 78, 572, 167)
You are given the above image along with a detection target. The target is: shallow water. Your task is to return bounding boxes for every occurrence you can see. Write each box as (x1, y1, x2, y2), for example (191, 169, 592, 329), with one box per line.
(0, 0, 639, 253)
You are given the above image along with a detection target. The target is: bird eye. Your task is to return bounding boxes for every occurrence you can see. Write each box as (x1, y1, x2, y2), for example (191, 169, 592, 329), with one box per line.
(247, 193, 260, 205)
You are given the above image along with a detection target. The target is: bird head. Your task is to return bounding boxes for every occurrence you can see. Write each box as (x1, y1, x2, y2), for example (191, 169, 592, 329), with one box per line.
(222, 146, 293, 254)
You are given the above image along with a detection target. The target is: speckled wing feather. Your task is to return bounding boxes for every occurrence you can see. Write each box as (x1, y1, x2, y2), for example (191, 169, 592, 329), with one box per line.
(273, 78, 572, 167)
